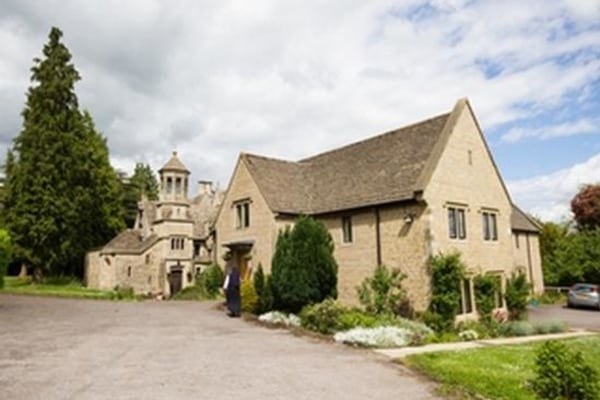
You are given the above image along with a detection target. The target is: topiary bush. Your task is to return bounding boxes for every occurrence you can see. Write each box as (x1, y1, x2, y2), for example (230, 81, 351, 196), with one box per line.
(271, 216, 338, 313)
(530, 340, 600, 400)
(427, 252, 466, 332)
(505, 271, 531, 320)
(357, 264, 410, 316)
(474, 274, 498, 323)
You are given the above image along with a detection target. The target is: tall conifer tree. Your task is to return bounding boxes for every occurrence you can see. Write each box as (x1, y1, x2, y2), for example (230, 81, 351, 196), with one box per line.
(5, 27, 124, 279)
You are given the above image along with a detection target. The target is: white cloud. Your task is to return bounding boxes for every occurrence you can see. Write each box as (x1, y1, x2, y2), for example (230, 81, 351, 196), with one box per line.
(0, 0, 598, 195)
(508, 153, 600, 222)
(501, 119, 599, 143)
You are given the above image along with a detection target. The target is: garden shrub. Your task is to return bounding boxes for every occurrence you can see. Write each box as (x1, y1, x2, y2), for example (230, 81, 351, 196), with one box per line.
(111, 285, 135, 300)
(271, 216, 338, 313)
(299, 298, 347, 334)
(458, 329, 478, 341)
(530, 340, 600, 400)
(505, 271, 531, 320)
(357, 264, 411, 317)
(427, 252, 466, 332)
(474, 274, 498, 323)
(532, 320, 567, 334)
(253, 263, 273, 314)
(502, 321, 535, 337)
(200, 263, 225, 298)
(337, 310, 378, 331)
(241, 279, 258, 313)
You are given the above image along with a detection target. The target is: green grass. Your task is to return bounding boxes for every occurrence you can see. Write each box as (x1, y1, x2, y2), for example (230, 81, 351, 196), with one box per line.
(170, 284, 220, 301)
(404, 336, 600, 400)
(1, 276, 132, 300)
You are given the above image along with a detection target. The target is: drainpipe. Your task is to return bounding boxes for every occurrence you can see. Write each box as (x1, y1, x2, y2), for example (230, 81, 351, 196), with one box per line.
(375, 207, 382, 266)
(526, 233, 534, 293)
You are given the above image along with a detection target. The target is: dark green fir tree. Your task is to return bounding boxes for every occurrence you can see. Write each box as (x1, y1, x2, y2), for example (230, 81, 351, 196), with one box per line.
(5, 27, 124, 280)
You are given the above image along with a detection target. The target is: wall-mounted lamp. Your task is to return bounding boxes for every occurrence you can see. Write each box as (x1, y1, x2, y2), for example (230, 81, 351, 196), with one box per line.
(403, 212, 416, 224)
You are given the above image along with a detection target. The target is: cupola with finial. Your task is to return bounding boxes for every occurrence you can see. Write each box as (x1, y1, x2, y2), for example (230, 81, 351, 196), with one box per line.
(158, 151, 190, 202)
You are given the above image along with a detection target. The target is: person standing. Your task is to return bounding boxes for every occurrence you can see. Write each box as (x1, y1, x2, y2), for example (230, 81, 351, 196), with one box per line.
(223, 266, 241, 317)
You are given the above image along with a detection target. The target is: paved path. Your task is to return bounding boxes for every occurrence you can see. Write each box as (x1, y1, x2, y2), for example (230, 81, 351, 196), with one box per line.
(0, 294, 439, 400)
(529, 304, 600, 331)
(375, 331, 597, 359)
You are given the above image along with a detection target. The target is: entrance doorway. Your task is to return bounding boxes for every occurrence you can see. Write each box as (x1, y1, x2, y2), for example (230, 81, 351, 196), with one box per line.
(168, 270, 183, 296)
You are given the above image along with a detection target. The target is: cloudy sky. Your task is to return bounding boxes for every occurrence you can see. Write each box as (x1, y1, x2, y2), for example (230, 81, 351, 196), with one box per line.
(1, 0, 599, 222)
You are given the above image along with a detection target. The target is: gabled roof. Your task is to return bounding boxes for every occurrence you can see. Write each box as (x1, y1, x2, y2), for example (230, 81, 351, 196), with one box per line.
(242, 112, 450, 214)
(159, 151, 190, 174)
(101, 230, 159, 255)
(511, 205, 541, 232)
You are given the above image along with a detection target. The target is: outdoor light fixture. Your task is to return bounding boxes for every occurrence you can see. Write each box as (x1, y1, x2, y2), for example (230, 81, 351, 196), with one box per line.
(403, 212, 415, 224)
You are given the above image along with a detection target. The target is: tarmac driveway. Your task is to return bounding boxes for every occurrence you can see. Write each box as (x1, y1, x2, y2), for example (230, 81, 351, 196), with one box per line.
(529, 303, 600, 331)
(0, 294, 439, 400)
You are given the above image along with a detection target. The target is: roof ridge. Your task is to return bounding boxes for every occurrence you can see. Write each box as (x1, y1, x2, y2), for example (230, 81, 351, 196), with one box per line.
(299, 112, 451, 163)
(242, 152, 303, 166)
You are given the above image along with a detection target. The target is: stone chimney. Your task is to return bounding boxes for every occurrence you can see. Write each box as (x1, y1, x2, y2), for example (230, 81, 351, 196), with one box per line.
(198, 180, 213, 195)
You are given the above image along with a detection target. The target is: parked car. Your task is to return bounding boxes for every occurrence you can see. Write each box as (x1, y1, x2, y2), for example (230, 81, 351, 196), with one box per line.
(567, 283, 600, 310)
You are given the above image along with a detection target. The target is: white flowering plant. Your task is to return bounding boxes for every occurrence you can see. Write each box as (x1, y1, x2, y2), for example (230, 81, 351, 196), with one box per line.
(458, 329, 479, 341)
(258, 311, 301, 327)
(334, 326, 415, 348)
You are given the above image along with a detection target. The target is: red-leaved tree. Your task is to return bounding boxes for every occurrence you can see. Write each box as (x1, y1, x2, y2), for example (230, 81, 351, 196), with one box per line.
(571, 184, 600, 230)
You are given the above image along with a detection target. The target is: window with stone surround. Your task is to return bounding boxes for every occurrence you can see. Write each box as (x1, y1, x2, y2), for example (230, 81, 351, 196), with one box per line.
(459, 278, 474, 314)
(235, 201, 250, 229)
(342, 216, 353, 243)
(171, 237, 185, 250)
(482, 211, 498, 241)
(448, 206, 467, 240)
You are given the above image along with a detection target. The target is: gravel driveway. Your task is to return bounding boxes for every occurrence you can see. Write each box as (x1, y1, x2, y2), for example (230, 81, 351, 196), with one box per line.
(0, 294, 439, 400)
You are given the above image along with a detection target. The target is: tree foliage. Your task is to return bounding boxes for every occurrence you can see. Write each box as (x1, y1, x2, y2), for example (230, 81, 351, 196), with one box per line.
(130, 163, 159, 200)
(0, 229, 12, 289)
(473, 274, 499, 323)
(505, 272, 531, 320)
(547, 229, 600, 286)
(121, 163, 159, 228)
(539, 221, 570, 285)
(270, 215, 338, 313)
(4, 27, 124, 279)
(571, 184, 600, 231)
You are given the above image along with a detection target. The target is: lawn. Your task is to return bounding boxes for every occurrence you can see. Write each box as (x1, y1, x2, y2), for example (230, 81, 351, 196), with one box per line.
(1, 276, 127, 300)
(404, 336, 600, 400)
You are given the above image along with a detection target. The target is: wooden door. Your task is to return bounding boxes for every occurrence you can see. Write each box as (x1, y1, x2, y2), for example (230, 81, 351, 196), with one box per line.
(169, 270, 183, 295)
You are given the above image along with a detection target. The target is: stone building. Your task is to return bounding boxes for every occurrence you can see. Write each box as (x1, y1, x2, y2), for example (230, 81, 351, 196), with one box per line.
(214, 98, 543, 314)
(85, 152, 224, 297)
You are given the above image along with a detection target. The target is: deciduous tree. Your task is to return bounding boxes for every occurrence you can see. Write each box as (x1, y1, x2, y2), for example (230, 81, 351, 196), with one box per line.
(571, 184, 600, 230)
